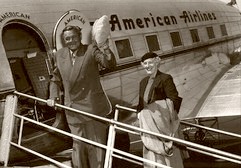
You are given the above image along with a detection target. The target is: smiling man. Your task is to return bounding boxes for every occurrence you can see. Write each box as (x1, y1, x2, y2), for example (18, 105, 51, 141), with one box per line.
(47, 25, 116, 168)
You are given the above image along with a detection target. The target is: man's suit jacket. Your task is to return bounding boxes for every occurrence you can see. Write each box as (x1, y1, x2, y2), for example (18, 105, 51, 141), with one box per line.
(137, 71, 182, 113)
(49, 44, 116, 125)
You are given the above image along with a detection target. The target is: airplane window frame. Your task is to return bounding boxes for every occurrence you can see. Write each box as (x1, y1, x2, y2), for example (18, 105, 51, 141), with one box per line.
(206, 26, 215, 39)
(170, 31, 182, 47)
(144, 33, 160, 52)
(220, 24, 228, 36)
(114, 38, 134, 60)
(190, 29, 200, 43)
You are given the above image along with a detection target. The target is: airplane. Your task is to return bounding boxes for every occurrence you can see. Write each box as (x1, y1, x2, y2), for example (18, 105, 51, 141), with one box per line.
(0, 0, 240, 166)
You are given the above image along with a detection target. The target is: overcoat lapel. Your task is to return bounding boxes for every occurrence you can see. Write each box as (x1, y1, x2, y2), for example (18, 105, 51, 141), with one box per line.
(148, 72, 162, 102)
(140, 77, 149, 99)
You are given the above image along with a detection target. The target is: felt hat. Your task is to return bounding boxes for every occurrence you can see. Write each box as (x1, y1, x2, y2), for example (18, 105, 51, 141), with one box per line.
(141, 52, 158, 62)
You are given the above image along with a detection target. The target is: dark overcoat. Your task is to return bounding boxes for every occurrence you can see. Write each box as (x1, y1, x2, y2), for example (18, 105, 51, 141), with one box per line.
(137, 70, 182, 113)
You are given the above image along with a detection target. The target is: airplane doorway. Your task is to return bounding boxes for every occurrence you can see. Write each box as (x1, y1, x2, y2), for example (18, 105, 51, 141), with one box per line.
(2, 21, 55, 124)
(2, 21, 48, 59)
(0, 21, 72, 164)
(2, 21, 50, 94)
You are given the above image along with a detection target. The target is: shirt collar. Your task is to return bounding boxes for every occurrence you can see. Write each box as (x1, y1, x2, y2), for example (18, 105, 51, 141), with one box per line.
(69, 49, 78, 57)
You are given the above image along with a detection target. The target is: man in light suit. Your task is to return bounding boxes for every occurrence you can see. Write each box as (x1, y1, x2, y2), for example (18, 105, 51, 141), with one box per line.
(47, 25, 116, 168)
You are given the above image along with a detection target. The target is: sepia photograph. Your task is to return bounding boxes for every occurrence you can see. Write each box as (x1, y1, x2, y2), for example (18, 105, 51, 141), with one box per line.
(0, 0, 240, 167)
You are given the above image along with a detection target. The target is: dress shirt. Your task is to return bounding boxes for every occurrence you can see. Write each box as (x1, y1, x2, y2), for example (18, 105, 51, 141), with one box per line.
(70, 50, 76, 66)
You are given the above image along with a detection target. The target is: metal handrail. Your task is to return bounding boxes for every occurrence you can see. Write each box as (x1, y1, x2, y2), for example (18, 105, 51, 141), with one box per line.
(12, 111, 170, 168)
(12, 91, 170, 168)
(113, 127, 241, 164)
(11, 91, 241, 166)
(181, 121, 241, 139)
(114, 104, 241, 164)
(14, 91, 111, 123)
(10, 142, 71, 168)
(116, 104, 241, 139)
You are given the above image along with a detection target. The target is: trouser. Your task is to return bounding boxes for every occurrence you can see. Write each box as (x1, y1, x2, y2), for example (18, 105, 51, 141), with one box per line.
(143, 145, 170, 167)
(68, 119, 107, 168)
(143, 129, 184, 168)
(143, 145, 184, 168)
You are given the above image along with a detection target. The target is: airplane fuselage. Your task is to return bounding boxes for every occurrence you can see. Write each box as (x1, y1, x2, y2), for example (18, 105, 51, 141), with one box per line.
(0, 0, 240, 165)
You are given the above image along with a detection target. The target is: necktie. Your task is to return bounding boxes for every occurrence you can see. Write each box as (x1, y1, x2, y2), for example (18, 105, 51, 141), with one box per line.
(71, 52, 76, 66)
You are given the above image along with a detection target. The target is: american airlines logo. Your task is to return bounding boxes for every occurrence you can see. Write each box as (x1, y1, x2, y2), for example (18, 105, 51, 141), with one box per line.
(110, 10, 217, 31)
(0, 12, 30, 23)
(64, 14, 86, 26)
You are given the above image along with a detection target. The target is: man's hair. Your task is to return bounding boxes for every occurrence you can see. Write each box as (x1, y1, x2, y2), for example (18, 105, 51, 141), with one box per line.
(62, 25, 82, 36)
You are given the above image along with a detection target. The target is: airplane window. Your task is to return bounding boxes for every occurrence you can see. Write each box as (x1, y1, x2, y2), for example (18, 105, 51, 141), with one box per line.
(170, 32, 182, 47)
(220, 25, 228, 36)
(115, 39, 133, 59)
(145, 35, 160, 52)
(190, 29, 200, 43)
(206, 26, 215, 39)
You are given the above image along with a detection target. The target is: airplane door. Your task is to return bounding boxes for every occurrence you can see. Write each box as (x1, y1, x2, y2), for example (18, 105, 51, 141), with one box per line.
(0, 20, 53, 165)
(52, 9, 92, 51)
(2, 22, 51, 97)
(0, 49, 15, 93)
(0, 59, 15, 94)
(1, 21, 55, 124)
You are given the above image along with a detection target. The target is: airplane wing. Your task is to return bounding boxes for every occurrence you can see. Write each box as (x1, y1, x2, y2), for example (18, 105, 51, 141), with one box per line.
(185, 63, 241, 119)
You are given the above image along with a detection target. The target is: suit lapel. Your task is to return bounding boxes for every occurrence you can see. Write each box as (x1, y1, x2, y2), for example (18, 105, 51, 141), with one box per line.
(69, 45, 89, 88)
(60, 49, 72, 79)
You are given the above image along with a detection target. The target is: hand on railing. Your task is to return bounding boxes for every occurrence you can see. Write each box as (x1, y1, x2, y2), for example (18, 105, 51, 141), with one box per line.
(47, 98, 60, 110)
(46, 99, 55, 107)
(137, 112, 140, 119)
(46, 98, 60, 111)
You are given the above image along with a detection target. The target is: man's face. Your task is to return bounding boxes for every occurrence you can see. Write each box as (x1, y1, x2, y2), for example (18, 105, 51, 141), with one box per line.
(141, 58, 158, 75)
(63, 30, 81, 51)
